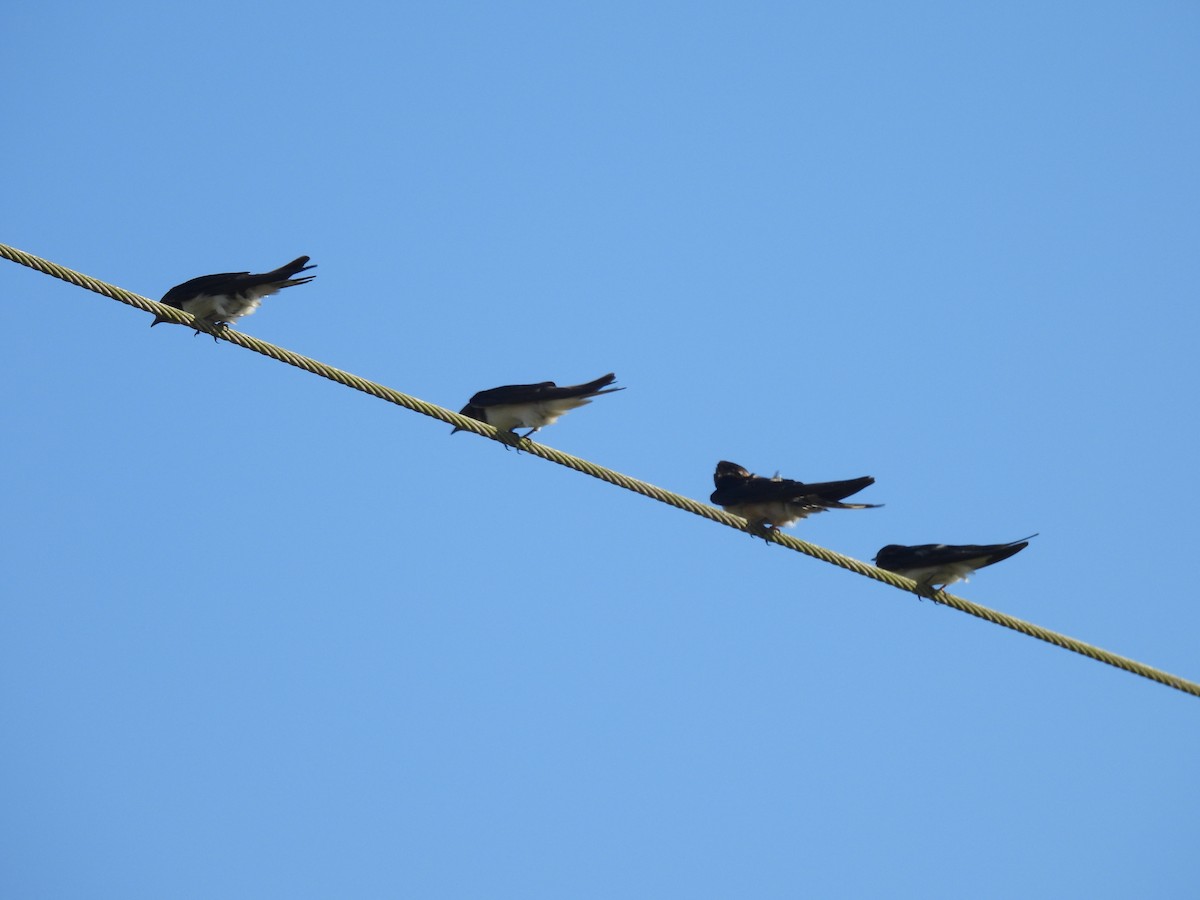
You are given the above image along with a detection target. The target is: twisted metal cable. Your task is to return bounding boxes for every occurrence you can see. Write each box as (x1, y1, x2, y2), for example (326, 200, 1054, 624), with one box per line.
(4, 241, 1196, 698)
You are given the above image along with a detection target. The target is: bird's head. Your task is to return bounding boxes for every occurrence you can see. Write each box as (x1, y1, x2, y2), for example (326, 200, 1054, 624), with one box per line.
(451, 404, 485, 435)
(713, 461, 752, 487)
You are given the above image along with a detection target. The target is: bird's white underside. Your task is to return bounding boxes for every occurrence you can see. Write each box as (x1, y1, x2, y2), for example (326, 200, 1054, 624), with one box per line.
(483, 397, 593, 432)
(180, 285, 285, 323)
(892, 561, 980, 588)
(722, 501, 821, 529)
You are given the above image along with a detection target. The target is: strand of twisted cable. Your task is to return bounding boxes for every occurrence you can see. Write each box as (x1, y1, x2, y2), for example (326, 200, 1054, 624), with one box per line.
(3, 241, 1195, 698)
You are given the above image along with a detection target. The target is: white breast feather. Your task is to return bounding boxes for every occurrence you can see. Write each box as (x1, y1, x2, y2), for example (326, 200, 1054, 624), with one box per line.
(898, 562, 977, 588)
(486, 397, 592, 431)
(724, 501, 813, 528)
(182, 293, 262, 324)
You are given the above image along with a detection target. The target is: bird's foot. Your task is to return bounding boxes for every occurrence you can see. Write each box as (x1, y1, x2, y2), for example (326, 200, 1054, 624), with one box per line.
(495, 430, 524, 452)
(498, 428, 538, 453)
(914, 583, 942, 602)
(747, 521, 777, 543)
(192, 321, 229, 343)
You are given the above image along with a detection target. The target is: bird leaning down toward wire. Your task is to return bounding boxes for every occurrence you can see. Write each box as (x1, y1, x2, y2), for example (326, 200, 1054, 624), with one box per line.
(873, 535, 1038, 596)
(152, 256, 316, 338)
(3, 242, 1198, 697)
(452, 373, 624, 443)
(709, 461, 881, 537)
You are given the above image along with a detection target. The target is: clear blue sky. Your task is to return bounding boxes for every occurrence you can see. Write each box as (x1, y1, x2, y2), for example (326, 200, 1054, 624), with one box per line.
(4, 2, 1198, 897)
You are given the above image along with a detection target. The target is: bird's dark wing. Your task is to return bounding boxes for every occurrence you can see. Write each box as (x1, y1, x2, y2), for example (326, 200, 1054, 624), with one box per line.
(875, 539, 1032, 572)
(161, 272, 252, 307)
(160, 257, 315, 306)
(539, 372, 623, 400)
(714, 474, 876, 506)
(467, 382, 560, 407)
(467, 373, 622, 407)
(244, 256, 316, 289)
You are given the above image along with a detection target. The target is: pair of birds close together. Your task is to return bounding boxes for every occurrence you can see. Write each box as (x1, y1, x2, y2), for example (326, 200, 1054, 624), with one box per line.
(154, 256, 1035, 596)
(710, 460, 1035, 595)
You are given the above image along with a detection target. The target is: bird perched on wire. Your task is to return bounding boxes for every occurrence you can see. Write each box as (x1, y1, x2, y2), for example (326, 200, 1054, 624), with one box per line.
(709, 461, 881, 536)
(873, 535, 1037, 596)
(452, 373, 624, 442)
(152, 256, 316, 337)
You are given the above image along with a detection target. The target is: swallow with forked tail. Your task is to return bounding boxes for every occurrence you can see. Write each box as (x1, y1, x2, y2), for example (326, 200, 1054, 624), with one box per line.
(873, 535, 1037, 594)
(452, 373, 624, 441)
(710, 461, 881, 534)
(152, 256, 316, 336)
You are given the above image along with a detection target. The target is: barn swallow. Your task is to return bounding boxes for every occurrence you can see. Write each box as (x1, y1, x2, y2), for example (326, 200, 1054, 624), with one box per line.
(873, 535, 1037, 595)
(709, 461, 881, 535)
(452, 373, 624, 441)
(152, 256, 316, 337)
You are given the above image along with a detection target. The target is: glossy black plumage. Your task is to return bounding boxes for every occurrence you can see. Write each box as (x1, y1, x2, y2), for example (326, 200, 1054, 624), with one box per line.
(874, 536, 1036, 592)
(153, 255, 316, 331)
(453, 373, 624, 438)
(709, 460, 880, 532)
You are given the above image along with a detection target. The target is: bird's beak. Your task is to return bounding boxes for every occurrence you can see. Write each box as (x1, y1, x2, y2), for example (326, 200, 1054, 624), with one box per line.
(452, 405, 482, 434)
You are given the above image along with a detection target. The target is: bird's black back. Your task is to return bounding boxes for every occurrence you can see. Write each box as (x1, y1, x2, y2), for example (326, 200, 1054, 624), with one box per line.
(874, 539, 1032, 571)
(467, 373, 622, 407)
(711, 461, 875, 505)
(160, 256, 316, 307)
